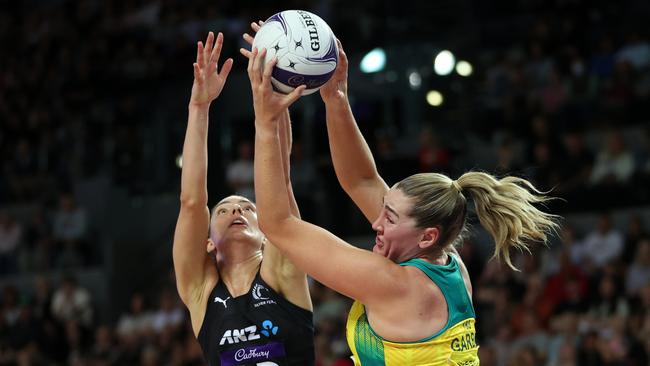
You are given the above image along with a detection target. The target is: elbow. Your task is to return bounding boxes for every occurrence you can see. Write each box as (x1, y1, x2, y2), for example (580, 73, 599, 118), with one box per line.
(338, 173, 379, 196)
(258, 216, 277, 238)
(258, 215, 292, 243)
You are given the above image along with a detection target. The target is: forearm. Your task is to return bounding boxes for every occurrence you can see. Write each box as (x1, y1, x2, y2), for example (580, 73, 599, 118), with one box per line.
(325, 99, 380, 191)
(180, 104, 210, 205)
(278, 111, 301, 218)
(255, 120, 294, 230)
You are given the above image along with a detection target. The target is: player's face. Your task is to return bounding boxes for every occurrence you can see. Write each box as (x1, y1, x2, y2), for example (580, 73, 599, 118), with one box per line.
(210, 196, 264, 249)
(371, 188, 427, 262)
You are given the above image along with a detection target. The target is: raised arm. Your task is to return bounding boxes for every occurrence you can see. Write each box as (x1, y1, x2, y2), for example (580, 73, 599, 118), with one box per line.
(241, 21, 311, 310)
(249, 49, 408, 308)
(172, 32, 232, 332)
(320, 41, 389, 223)
(261, 108, 312, 310)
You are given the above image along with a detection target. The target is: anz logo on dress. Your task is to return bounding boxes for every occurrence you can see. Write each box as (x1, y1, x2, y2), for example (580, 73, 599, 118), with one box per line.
(219, 320, 280, 346)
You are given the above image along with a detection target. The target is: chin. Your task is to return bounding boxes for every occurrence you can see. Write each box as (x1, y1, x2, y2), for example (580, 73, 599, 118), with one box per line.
(372, 244, 387, 258)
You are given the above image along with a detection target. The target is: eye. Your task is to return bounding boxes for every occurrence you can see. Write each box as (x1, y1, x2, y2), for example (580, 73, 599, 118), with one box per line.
(386, 215, 395, 224)
(218, 208, 227, 215)
(245, 207, 253, 211)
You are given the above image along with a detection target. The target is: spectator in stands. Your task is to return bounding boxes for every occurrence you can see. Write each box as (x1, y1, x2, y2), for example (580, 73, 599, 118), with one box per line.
(540, 250, 589, 318)
(52, 193, 87, 245)
(576, 331, 603, 365)
(1, 286, 21, 331)
(494, 138, 524, 177)
(546, 312, 579, 366)
(623, 215, 647, 264)
(0, 211, 22, 274)
(31, 276, 52, 323)
(51, 275, 93, 328)
(22, 208, 55, 272)
(588, 274, 629, 322)
(52, 193, 88, 268)
(150, 289, 184, 334)
(416, 127, 451, 174)
(539, 67, 568, 114)
(616, 32, 650, 70)
(5, 139, 39, 202)
(581, 214, 624, 269)
(558, 131, 593, 194)
(528, 141, 560, 191)
(508, 344, 543, 366)
(590, 131, 636, 185)
(626, 238, 650, 296)
(116, 292, 153, 340)
(590, 36, 616, 79)
(89, 324, 120, 364)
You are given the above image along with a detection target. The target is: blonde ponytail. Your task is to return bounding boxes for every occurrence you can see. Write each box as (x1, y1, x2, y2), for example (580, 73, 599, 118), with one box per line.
(456, 172, 559, 270)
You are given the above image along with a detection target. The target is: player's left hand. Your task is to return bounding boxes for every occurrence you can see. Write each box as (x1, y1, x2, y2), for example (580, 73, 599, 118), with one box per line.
(320, 39, 348, 104)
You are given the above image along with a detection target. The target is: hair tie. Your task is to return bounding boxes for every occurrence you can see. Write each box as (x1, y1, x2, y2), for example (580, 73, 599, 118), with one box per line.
(452, 180, 462, 192)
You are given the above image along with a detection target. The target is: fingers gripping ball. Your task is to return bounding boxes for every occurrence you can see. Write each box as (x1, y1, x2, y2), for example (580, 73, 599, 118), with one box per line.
(252, 10, 338, 96)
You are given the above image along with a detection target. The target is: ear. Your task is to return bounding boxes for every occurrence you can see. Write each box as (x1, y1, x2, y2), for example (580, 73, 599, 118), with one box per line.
(418, 227, 439, 250)
(206, 238, 216, 253)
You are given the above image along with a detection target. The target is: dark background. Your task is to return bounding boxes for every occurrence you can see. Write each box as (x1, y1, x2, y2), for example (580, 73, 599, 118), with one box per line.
(1, 0, 650, 365)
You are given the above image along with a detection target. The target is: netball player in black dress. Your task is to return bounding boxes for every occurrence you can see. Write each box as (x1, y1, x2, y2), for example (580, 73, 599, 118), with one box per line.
(173, 31, 314, 366)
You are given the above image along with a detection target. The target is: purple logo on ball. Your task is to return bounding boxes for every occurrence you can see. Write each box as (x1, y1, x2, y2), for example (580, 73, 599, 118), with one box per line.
(288, 75, 305, 86)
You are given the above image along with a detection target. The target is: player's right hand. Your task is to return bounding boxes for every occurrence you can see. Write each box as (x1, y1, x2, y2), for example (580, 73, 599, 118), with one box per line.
(190, 32, 233, 107)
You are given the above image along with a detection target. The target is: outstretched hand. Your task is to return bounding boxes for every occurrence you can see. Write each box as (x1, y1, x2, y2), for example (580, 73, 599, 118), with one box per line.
(247, 47, 305, 127)
(241, 20, 264, 50)
(320, 39, 348, 104)
(240, 21, 291, 123)
(190, 32, 233, 107)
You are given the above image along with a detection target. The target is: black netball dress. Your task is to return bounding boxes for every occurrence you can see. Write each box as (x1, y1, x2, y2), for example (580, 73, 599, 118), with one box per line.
(197, 270, 314, 366)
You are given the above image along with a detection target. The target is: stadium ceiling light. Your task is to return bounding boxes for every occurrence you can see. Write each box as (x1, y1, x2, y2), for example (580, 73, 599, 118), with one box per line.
(434, 50, 455, 76)
(408, 71, 422, 89)
(360, 48, 386, 73)
(426, 90, 444, 106)
(456, 60, 473, 76)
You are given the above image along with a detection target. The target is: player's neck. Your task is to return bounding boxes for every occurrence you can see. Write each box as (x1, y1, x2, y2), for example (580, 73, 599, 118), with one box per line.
(416, 250, 449, 266)
(217, 251, 262, 296)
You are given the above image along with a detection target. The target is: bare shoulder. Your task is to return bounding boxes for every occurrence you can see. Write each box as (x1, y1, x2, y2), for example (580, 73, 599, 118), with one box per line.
(365, 265, 447, 342)
(259, 244, 312, 311)
(366, 264, 432, 311)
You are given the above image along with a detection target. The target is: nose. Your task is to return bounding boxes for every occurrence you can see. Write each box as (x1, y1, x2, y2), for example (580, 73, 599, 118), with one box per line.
(371, 215, 382, 233)
(231, 205, 243, 215)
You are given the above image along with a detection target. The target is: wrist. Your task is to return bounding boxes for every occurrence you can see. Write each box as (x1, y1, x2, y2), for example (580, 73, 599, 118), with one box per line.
(188, 101, 211, 110)
(255, 118, 280, 134)
(255, 127, 278, 142)
(255, 117, 281, 127)
(324, 97, 350, 111)
(325, 91, 348, 102)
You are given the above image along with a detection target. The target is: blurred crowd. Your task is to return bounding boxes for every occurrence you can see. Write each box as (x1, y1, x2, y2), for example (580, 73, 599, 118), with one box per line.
(2, 0, 650, 365)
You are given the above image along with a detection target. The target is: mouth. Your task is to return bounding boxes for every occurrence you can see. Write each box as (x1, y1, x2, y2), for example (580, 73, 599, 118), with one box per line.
(229, 218, 248, 227)
(374, 236, 384, 250)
